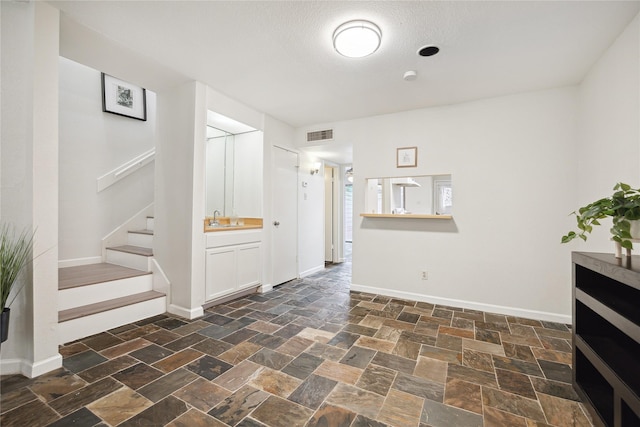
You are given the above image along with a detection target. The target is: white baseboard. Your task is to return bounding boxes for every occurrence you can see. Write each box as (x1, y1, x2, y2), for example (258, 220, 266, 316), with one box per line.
(0, 353, 62, 378)
(58, 256, 102, 268)
(349, 283, 571, 324)
(260, 283, 273, 293)
(168, 304, 204, 320)
(300, 265, 324, 278)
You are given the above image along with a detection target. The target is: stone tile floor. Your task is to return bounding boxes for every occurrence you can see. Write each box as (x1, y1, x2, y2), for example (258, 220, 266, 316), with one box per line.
(0, 261, 593, 426)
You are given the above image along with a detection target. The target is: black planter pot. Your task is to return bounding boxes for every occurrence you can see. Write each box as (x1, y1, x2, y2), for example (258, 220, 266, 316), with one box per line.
(1, 308, 10, 343)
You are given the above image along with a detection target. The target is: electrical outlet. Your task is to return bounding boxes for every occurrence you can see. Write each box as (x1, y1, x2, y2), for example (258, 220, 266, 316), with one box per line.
(421, 270, 428, 280)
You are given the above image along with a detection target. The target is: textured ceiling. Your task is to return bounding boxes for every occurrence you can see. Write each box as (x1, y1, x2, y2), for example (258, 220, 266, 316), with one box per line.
(51, 1, 639, 162)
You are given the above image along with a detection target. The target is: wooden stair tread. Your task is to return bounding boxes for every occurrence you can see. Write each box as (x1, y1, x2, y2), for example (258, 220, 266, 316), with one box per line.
(129, 229, 154, 235)
(107, 245, 153, 256)
(59, 263, 150, 290)
(59, 290, 165, 322)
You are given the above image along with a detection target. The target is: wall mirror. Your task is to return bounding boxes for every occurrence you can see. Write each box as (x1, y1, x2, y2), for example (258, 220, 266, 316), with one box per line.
(206, 110, 263, 218)
(364, 174, 452, 216)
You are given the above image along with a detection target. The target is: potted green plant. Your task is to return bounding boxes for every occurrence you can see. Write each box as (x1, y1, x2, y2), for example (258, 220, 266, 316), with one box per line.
(0, 223, 35, 343)
(562, 183, 640, 254)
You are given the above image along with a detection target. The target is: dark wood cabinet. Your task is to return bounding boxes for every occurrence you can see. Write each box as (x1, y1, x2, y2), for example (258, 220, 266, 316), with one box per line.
(572, 252, 640, 427)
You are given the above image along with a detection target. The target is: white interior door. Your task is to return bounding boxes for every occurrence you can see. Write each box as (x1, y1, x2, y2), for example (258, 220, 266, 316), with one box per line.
(272, 146, 298, 285)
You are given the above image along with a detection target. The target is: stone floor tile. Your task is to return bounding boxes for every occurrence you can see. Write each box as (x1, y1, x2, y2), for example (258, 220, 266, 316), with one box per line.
(0, 398, 60, 427)
(306, 342, 348, 361)
(185, 354, 233, 380)
(171, 320, 211, 336)
(47, 407, 101, 427)
(277, 336, 314, 357)
(530, 377, 580, 401)
(538, 359, 572, 383)
(166, 409, 227, 427)
(208, 385, 269, 426)
(374, 325, 402, 342)
(392, 337, 421, 360)
(247, 320, 282, 334)
(58, 342, 90, 358)
(130, 343, 175, 364)
(163, 332, 207, 351)
(462, 348, 494, 373)
(315, 359, 363, 384)
(28, 368, 86, 402)
(82, 332, 125, 351)
(191, 337, 234, 357)
(501, 332, 543, 348)
(355, 336, 395, 353)
(463, 337, 506, 356)
(144, 329, 182, 345)
(531, 347, 572, 365)
(62, 349, 108, 373)
(251, 396, 313, 427)
(217, 341, 262, 364)
(475, 327, 502, 345)
(493, 355, 544, 377)
(503, 342, 537, 362)
(0, 387, 38, 414)
(537, 392, 592, 427)
(326, 383, 385, 420)
(137, 368, 199, 402)
(444, 378, 482, 414)
(496, 368, 537, 399)
(249, 348, 293, 370)
(152, 348, 203, 373)
(249, 368, 302, 397)
(100, 337, 152, 358)
(287, 374, 337, 409)
(351, 414, 388, 427)
(86, 386, 153, 425)
(447, 364, 498, 388)
(482, 387, 546, 422)
(117, 323, 162, 341)
(340, 345, 377, 369)
(112, 362, 164, 390)
(392, 372, 444, 402)
(296, 327, 336, 343)
(356, 364, 396, 396)
(306, 402, 357, 427)
(539, 335, 572, 352)
(49, 377, 123, 416)
(213, 360, 263, 392)
(371, 351, 417, 374)
(173, 378, 231, 412)
(119, 395, 187, 427)
(377, 388, 424, 426)
(282, 352, 324, 379)
(420, 344, 462, 364)
(483, 406, 528, 427)
(414, 356, 447, 384)
(77, 355, 137, 383)
(421, 398, 483, 427)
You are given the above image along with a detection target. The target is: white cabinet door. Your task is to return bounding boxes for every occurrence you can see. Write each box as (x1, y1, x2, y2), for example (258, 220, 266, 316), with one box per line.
(205, 247, 237, 301)
(237, 243, 261, 290)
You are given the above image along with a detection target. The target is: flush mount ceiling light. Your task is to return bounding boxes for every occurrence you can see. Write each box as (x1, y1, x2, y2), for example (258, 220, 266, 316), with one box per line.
(333, 20, 381, 58)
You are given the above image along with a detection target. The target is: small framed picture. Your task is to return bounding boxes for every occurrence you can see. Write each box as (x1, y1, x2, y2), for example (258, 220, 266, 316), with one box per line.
(102, 73, 147, 121)
(397, 146, 417, 168)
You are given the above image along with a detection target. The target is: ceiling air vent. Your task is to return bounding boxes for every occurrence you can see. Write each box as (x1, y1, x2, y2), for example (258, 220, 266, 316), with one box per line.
(307, 129, 333, 142)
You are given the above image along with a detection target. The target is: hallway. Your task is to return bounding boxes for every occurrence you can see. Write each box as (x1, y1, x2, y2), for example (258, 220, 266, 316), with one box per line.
(1, 260, 590, 426)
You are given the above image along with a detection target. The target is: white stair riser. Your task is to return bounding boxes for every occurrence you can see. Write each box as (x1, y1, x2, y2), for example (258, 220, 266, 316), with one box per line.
(58, 296, 166, 345)
(106, 250, 151, 271)
(146, 217, 154, 231)
(58, 275, 153, 311)
(127, 232, 153, 248)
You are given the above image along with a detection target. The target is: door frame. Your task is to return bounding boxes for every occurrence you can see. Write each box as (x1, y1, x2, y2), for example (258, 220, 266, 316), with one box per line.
(323, 162, 345, 263)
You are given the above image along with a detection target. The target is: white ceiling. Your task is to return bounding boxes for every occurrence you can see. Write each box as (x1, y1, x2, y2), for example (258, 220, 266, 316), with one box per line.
(51, 1, 639, 163)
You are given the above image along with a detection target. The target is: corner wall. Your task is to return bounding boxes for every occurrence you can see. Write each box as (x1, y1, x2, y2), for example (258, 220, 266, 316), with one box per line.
(304, 87, 579, 323)
(58, 57, 156, 263)
(575, 12, 640, 253)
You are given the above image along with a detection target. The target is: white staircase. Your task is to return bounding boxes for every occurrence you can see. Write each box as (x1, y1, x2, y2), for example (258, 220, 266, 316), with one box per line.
(58, 216, 166, 344)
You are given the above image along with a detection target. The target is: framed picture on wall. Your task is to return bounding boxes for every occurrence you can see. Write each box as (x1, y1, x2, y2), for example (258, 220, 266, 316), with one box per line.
(397, 146, 417, 168)
(101, 73, 147, 121)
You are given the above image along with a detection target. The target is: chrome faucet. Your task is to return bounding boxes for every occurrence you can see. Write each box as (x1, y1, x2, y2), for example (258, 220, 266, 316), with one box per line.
(210, 210, 221, 226)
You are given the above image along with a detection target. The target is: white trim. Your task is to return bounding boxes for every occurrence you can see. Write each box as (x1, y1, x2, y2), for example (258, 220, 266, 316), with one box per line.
(96, 148, 155, 192)
(168, 304, 204, 320)
(58, 256, 102, 268)
(350, 283, 571, 324)
(0, 354, 63, 378)
(260, 283, 273, 293)
(102, 203, 154, 260)
(300, 265, 325, 278)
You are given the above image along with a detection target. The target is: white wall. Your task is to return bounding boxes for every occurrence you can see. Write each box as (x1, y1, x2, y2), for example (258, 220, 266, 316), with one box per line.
(0, 1, 62, 377)
(234, 131, 263, 218)
(301, 87, 579, 322)
(575, 13, 640, 253)
(298, 153, 325, 277)
(58, 57, 156, 262)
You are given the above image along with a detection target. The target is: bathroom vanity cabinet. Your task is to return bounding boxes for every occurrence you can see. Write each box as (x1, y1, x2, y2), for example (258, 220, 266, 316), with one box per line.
(572, 252, 640, 427)
(205, 230, 261, 302)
